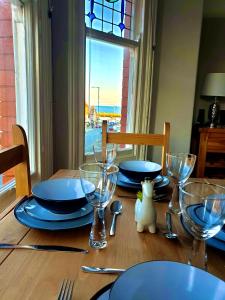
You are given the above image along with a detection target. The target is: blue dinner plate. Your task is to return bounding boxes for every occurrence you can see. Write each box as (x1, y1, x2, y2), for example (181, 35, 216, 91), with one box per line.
(119, 173, 163, 186)
(14, 198, 93, 230)
(109, 261, 225, 300)
(116, 172, 170, 191)
(91, 283, 113, 300)
(119, 160, 162, 182)
(32, 178, 95, 202)
(23, 197, 93, 222)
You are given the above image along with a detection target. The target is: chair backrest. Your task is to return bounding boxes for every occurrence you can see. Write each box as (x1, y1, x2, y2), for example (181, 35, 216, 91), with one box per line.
(102, 120, 170, 175)
(0, 125, 31, 197)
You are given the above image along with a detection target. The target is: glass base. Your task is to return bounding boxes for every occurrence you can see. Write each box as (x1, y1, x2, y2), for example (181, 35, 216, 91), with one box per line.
(89, 239, 107, 249)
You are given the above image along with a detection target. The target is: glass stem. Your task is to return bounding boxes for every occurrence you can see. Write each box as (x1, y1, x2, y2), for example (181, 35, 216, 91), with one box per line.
(89, 207, 107, 249)
(169, 181, 181, 214)
(188, 238, 207, 270)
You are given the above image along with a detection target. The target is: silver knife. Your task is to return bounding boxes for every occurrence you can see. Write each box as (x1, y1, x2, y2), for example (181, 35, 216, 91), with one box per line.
(81, 266, 125, 274)
(0, 243, 88, 253)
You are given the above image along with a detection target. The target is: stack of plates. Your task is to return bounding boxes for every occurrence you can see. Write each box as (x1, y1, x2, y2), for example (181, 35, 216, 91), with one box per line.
(181, 214, 225, 252)
(207, 226, 225, 251)
(91, 261, 225, 300)
(117, 160, 170, 193)
(14, 178, 95, 230)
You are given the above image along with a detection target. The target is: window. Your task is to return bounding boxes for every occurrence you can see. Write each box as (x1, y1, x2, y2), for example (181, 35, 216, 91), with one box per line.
(0, 1, 36, 193)
(84, 0, 140, 156)
(0, 0, 53, 200)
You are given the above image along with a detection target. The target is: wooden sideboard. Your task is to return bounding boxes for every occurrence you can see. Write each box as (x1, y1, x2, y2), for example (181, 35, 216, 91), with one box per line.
(196, 128, 225, 178)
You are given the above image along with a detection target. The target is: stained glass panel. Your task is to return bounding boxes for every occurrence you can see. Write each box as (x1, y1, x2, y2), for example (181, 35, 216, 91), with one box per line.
(85, 0, 134, 39)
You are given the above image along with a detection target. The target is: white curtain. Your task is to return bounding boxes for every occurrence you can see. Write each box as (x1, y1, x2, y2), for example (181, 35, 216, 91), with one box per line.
(134, 0, 158, 160)
(67, 0, 85, 169)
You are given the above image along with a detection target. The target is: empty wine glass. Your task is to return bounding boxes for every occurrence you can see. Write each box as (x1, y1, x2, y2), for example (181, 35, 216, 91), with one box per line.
(93, 142, 117, 170)
(180, 181, 225, 270)
(166, 153, 196, 214)
(79, 163, 118, 249)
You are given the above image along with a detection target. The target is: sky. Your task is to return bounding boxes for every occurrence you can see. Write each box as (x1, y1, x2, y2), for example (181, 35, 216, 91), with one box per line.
(86, 39, 124, 107)
(85, 0, 127, 107)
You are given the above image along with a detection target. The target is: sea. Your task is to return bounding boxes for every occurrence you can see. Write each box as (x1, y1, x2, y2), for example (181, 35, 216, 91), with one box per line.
(94, 105, 121, 114)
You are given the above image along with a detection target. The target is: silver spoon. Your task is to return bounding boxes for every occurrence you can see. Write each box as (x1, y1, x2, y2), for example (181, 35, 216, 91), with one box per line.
(164, 211, 178, 239)
(109, 200, 123, 236)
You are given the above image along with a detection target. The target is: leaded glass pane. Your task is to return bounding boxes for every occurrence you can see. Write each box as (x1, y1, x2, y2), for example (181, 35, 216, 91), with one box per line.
(85, 0, 134, 40)
(93, 3, 103, 19)
(103, 21, 112, 33)
(113, 25, 121, 37)
(113, 11, 120, 24)
(103, 0, 112, 8)
(92, 18, 103, 31)
(113, 0, 121, 11)
(103, 7, 112, 22)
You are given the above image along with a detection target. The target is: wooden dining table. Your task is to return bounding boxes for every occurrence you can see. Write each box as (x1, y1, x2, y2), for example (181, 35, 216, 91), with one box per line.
(0, 169, 224, 299)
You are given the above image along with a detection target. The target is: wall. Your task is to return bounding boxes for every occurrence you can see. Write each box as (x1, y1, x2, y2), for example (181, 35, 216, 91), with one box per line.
(151, 0, 203, 162)
(193, 18, 225, 124)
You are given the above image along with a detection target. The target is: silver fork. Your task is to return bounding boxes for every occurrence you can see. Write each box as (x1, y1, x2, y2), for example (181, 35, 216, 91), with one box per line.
(57, 279, 74, 300)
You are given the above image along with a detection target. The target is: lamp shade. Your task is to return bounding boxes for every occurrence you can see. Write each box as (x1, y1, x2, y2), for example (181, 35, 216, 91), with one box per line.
(201, 73, 225, 97)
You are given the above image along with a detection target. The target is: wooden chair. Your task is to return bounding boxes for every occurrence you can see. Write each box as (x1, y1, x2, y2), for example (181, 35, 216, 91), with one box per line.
(0, 125, 31, 199)
(102, 120, 170, 175)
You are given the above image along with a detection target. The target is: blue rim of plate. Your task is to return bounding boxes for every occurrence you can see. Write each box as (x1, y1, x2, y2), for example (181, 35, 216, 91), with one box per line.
(90, 282, 113, 300)
(109, 260, 225, 300)
(23, 197, 93, 222)
(180, 215, 225, 252)
(14, 197, 93, 231)
(119, 160, 162, 174)
(32, 178, 95, 202)
(116, 172, 170, 190)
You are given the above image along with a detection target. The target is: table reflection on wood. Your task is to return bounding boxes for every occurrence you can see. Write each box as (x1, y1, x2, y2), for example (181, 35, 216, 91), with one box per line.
(0, 169, 224, 299)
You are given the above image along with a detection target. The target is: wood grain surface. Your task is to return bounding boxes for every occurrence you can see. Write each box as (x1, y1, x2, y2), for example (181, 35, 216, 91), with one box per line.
(0, 170, 223, 299)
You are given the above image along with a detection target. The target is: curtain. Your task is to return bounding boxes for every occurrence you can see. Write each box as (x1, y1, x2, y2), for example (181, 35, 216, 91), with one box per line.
(67, 0, 85, 169)
(134, 0, 158, 160)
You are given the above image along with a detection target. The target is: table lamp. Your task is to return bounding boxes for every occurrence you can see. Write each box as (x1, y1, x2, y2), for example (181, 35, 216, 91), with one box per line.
(201, 73, 225, 128)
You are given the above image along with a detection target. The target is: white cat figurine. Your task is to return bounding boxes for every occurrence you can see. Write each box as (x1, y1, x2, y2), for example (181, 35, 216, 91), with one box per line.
(135, 179, 157, 233)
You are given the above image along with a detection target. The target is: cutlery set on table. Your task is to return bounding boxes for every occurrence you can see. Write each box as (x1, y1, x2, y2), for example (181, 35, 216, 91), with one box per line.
(6, 151, 225, 299)
(79, 156, 225, 299)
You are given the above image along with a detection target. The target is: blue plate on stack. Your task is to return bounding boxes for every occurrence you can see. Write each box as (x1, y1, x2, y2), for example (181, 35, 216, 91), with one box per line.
(14, 178, 95, 230)
(180, 209, 225, 252)
(91, 261, 225, 300)
(116, 172, 170, 191)
(207, 228, 225, 251)
(116, 160, 169, 192)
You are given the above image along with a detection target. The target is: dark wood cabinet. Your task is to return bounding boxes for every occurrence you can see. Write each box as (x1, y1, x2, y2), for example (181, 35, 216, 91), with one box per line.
(195, 128, 225, 178)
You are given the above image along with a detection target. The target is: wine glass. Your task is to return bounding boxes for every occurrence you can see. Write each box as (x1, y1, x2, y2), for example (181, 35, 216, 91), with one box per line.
(166, 153, 196, 214)
(179, 181, 225, 270)
(93, 142, 117, 170)
(79, 163, 118, 249)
